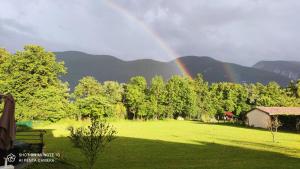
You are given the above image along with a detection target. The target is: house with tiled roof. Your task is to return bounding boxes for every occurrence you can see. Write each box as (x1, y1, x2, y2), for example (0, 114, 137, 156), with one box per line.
(246, 107, 300, 129)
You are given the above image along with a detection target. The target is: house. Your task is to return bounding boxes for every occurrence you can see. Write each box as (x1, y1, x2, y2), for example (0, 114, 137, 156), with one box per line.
(246, 107, 300, 129)
(224, 112, 234, 121)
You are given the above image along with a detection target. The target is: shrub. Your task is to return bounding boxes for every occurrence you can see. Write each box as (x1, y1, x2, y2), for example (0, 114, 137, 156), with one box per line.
(68, 119, 117, 169)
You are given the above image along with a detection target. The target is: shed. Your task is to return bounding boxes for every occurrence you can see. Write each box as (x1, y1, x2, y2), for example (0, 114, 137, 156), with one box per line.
(246, 107, 300, 129)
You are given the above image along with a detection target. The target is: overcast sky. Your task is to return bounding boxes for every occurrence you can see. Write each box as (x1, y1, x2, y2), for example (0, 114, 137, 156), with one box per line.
(0, 0, 299, 66)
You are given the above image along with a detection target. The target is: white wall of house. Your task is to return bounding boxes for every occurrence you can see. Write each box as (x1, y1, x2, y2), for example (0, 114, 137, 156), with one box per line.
(246, 109, 271, 129)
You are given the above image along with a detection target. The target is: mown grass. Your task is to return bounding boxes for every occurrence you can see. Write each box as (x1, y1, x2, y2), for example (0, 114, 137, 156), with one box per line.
(24, 120, 300, 169)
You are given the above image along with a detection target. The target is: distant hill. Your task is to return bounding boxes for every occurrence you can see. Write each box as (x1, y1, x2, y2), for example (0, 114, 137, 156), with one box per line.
(253, 61, 300, 80)
(55, 51, 291, 88)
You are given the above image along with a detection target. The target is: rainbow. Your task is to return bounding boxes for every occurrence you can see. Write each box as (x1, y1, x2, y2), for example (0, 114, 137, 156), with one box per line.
(104, 1, 239, 82)
(222, 63, 239, 83)
(104, 0, 192, 79)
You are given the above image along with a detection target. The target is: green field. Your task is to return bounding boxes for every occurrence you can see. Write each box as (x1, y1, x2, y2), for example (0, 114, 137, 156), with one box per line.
(26, 120, 300, 169)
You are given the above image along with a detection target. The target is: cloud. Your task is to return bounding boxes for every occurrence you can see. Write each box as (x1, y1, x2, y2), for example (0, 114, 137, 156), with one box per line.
(0, 0, 300, 65)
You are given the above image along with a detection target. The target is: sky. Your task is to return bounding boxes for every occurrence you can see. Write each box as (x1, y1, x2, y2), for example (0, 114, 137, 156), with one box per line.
(0, 0, 300, 66)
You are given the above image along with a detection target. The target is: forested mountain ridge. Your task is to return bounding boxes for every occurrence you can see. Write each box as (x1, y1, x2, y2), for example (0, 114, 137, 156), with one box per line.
(55, 51, 291, 88)
(1, 45, 299, 122)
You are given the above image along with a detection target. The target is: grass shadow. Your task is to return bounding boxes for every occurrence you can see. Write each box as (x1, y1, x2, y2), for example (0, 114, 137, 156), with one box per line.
(22, 129, 300, 169)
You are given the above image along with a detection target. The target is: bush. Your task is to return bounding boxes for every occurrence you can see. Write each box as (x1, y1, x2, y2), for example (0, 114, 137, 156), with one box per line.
(68, 119, 117, 169)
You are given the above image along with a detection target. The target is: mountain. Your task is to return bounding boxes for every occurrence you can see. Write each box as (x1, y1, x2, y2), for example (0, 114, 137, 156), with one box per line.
(55, 51, 291, 88)
(55, 51, 180, 88)
(253, 61, 300, 80)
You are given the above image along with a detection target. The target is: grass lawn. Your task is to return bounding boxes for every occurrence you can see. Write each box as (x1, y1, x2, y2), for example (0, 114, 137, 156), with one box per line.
(24, 120, 300, 169)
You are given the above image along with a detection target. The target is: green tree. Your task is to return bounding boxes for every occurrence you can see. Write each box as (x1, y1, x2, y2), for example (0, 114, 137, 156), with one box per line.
(287, 80, 300, 98)
(73, 76, 114, 119)
(0, 48, 11, 95)
(124, 76, 147, 119)
(193, 74, 214, 120)
(246, 83, 261, 106)
(32, 85, 70, 121)
(209, 83, 224, 120)
(149, 76, 166, 119)
(0, 45, 69, 120)
(76, 95, 113, 119)
(209, 82, 251, 120)
(102, 81, 123, 103)
(103, 81, 126, 118)
(166, 75, 197, 119)
(256, 82, 287, 107)
(73, 76, 103, 99)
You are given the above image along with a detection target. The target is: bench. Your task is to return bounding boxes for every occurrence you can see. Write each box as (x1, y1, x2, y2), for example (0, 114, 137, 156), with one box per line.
(15, 130, 46, 153)
(0, 130, 46, 166)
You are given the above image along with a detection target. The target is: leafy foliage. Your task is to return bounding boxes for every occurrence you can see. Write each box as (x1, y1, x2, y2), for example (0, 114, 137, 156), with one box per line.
(0, 45, 69, 121)
(75, 95, 113, 119)
(68, 119, 117, 169)
(149, 76, 166, 119)
(73, 76, 103, 98)
(165, 75, 197, 118)
(1, 45, 300, 122)
(124, 76, 147, 119)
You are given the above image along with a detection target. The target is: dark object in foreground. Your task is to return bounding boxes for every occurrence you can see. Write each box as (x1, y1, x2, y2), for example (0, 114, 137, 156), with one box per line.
(0, 94, 16, 150)
(0, 94, 46, 166)
(23, 160, 78, 169)
(0, 129, 46, 166)
(0, 93, 16, 166)
(15, 129, 46, 153)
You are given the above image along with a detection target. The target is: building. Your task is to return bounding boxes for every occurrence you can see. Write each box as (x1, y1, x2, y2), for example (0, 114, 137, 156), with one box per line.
(246, 107, 300, 129)
(224, 112, 234, 121)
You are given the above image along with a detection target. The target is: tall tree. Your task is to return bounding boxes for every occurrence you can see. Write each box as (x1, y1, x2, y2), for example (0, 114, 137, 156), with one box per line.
(0, 45, 69, 121)
(287, 80, 300, 98)
(103, 81, 126, 118)
(75, 95, 113, 119)
(124, 76, 147, 119)
(73, 76, 103, 99)
(0, 48, 11, 93)
(149, 76, 166, 119)
(193, 74, 215, 120)
(73, 76, 113, 119)
(166, 75, 197, 119)
(102, 81, 123, 103)
(256, 82, 287, 106)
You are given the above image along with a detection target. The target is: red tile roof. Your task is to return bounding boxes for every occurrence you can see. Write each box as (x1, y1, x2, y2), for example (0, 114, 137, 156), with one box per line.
(224, 112, 234, 117)
(256, 107, 300, 115)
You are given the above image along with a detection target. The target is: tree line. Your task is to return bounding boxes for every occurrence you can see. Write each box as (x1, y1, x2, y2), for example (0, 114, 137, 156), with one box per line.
(0, 45, 300, 122)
